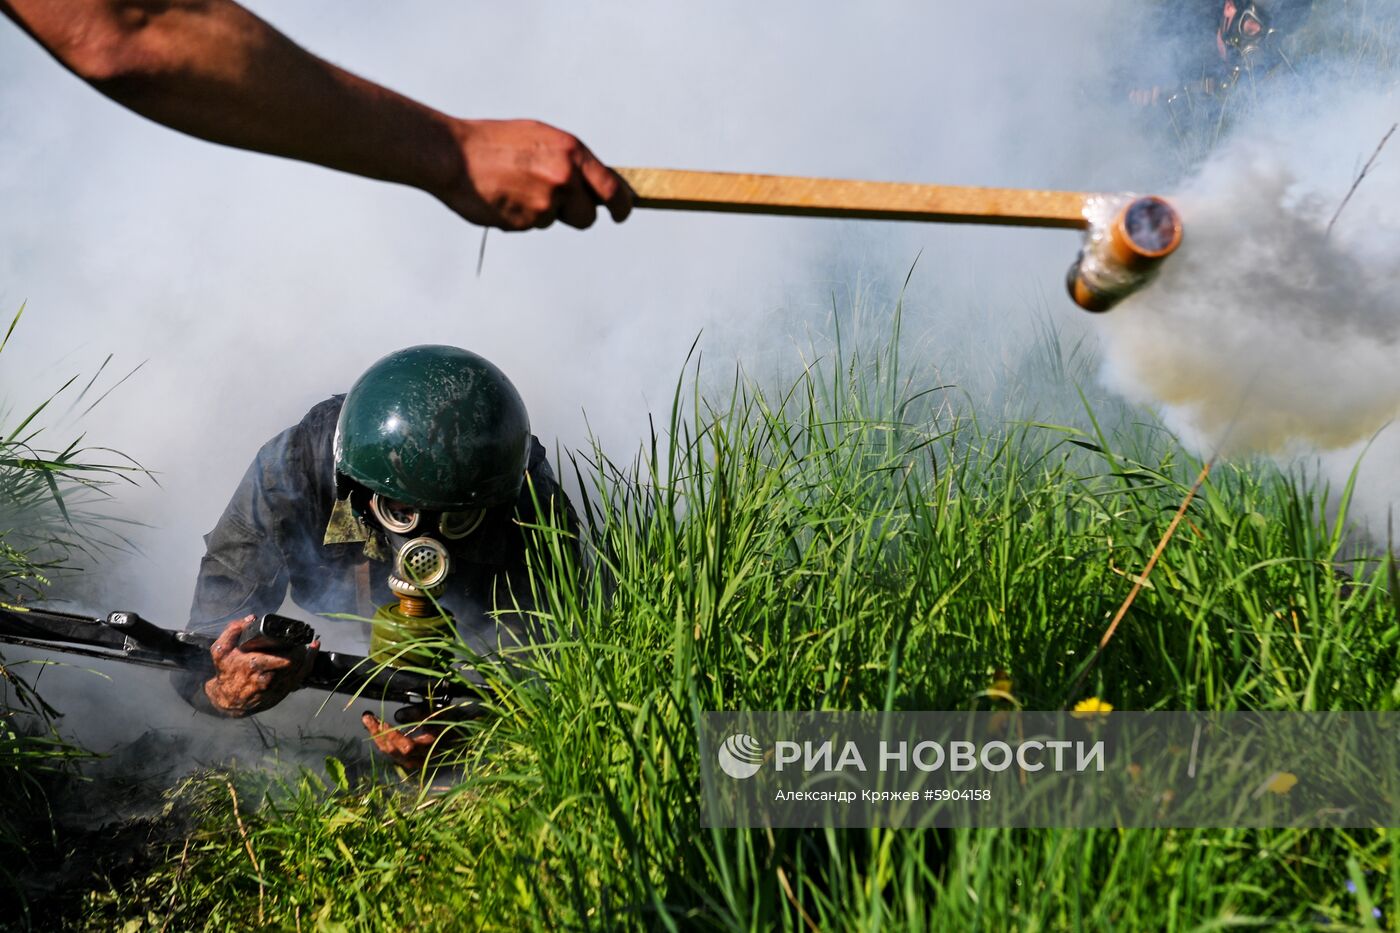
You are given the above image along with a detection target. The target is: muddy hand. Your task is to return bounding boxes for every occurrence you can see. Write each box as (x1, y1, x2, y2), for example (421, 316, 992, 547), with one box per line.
(361, 710, 443, 772)
(204, 615, 318, 716)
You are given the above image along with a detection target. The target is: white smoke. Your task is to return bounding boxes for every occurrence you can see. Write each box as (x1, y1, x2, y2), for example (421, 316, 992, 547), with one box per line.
(1096, 74, 1400, 529)
(1100, 90, 1400, 454)
(0, 0, 1133, 638)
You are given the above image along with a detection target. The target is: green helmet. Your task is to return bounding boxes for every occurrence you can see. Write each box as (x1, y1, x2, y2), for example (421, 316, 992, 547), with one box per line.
(334, 345, 531, 509)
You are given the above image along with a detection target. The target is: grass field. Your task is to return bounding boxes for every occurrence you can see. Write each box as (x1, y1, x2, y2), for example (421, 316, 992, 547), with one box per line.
(36, 308, 1397, 931)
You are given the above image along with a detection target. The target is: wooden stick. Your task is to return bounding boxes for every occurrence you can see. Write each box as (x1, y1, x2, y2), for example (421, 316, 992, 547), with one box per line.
(1066, 458, 1214, 703)
(227, 781, 266, 925)
(1327, 122, 1397, 237)
(616, 167, 1091, 230)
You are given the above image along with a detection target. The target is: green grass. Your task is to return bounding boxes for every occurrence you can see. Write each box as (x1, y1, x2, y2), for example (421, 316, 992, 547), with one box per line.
(0, 304, 148, 926)
(63, 305, 1400, 931)
(0, 305, 147, 609)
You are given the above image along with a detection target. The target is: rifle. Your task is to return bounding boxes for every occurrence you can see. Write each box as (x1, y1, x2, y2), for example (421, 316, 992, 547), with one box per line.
(0, 605, 489, 714)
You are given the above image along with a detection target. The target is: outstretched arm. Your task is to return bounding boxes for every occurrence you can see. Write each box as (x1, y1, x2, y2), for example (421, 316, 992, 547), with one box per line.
(2, 0, 631, 230)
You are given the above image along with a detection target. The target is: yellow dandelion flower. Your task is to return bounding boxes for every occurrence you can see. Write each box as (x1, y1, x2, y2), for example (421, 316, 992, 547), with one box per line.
(1071, 697, 1113, 719)
(990, 669, 1013, 695)
(991, 678, 1013, 695)
(1263, 772, 1298, 795)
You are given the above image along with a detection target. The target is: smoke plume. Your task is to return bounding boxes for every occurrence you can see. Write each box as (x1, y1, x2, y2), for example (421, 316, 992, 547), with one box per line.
(1094, 30, 1400, 531)
(1100, 89, 1400, 456)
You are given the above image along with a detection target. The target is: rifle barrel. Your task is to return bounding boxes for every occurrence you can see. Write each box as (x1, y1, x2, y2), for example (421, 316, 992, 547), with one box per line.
(0, 606, 485, 711)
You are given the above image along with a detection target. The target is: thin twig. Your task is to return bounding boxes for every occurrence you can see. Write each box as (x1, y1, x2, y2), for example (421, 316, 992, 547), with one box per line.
(159, 836, 192, 933)
(228, 781, 266, 925)
(475, 229, 489, 277)
(1068, 458, 1214, 702)
(1328, 123, 1397, 237)
(776, 865, 820, 933)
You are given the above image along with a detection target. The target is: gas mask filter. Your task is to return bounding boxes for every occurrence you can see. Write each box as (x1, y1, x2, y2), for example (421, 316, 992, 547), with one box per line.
(390, 536, 451, 596)
(367, 506, 464, 669)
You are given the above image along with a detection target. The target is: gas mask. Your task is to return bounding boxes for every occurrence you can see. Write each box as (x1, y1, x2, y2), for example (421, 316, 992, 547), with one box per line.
(367, 493, 487, 607)
(1220, 1, 1273, 61)
(362, 493, 487, 671)
(1219, 0, 1315, 71)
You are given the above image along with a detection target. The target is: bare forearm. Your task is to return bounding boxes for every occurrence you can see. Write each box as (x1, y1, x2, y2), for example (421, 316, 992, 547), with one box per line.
(4, 0, 632, 229)
(4, 0, 461, 195)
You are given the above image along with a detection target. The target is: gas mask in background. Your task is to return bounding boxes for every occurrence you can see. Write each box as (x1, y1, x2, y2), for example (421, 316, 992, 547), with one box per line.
(1217, 0, 1314, 74)
(1220, 2, 1273, 62)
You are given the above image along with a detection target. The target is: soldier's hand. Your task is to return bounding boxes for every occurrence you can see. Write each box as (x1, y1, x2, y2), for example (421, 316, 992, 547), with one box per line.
(204, 615, 318, 716)
(436, 118, 633, 231)
(361, 709, 444, 772)
(1128, 86, 1163, 107)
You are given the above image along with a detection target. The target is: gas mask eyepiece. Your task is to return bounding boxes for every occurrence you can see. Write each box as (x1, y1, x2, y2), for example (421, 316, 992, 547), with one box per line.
(369, 494, 420, 534)
(369, 493, 486, 540)
(438, 508, 486, 540)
